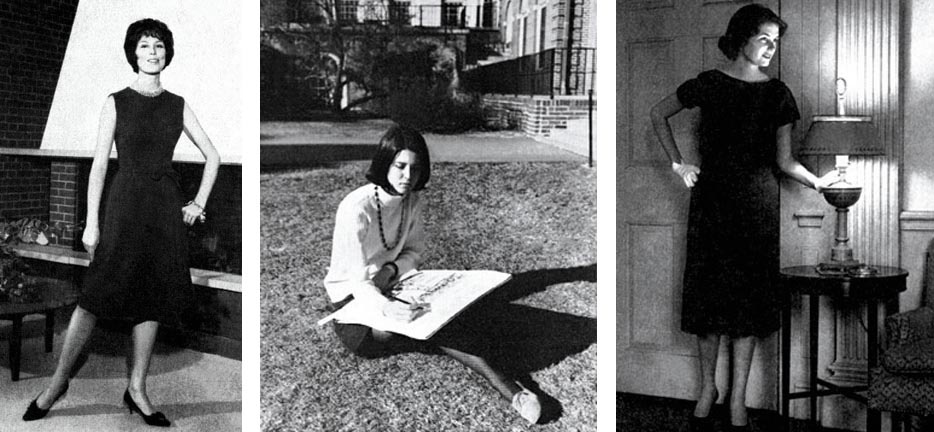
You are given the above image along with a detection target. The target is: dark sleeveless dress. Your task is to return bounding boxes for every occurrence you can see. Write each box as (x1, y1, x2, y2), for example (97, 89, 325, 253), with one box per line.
(676, 70, 800, 337)
(78, 87, 192, 324)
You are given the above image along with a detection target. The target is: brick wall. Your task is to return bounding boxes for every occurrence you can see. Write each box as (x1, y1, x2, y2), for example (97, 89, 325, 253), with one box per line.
(0, 1, 79, 149)
(0, 1, 80, 225)
(176, 164, 243, 273)
(0, 156, 51, 221)
(49, 160, 78, 246)
(482, 93, 595, 155)
(482, 94, 592, 133)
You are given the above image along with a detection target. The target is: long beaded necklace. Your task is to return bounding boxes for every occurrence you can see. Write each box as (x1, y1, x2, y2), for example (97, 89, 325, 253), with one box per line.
(374, 185, 407, 250)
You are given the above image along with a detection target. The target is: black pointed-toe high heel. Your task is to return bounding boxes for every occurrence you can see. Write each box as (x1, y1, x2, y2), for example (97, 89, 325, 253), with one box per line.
(22, 382, 69, 421)
(123, 389, 171, 427)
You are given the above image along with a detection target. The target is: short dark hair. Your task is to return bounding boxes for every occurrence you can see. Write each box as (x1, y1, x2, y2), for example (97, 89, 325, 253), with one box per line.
(124, 19, 174, 73)
(365, 125, 431, 193)
(717, 4, 787, 61)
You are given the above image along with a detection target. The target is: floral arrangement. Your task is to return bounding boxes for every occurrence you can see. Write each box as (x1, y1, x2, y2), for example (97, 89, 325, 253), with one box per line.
(0, 218, 69, 245)
(0, 242, 37, 303)
(0, 217, 65, 303)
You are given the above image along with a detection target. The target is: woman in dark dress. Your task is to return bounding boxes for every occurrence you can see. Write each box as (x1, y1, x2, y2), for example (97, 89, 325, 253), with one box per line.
(649, 4, 835, 431)
(23, 19, 220, 427)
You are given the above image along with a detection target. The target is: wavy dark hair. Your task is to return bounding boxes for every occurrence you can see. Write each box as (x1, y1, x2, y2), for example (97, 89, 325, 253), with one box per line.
(718, 4, 787, 61)
(124, 18, 174, 73)
(365, 125, 431, 193)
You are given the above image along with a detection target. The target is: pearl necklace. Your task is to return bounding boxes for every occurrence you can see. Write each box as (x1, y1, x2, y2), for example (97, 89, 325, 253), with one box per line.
(374, 185, 407, 250)
(131, 86, 165, 97)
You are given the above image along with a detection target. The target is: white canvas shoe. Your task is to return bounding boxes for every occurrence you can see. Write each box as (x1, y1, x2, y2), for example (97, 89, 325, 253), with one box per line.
(511, 388, 541, 424)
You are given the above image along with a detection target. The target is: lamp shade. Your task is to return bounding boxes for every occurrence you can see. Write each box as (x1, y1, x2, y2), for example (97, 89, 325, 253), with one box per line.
(799, 115, 884, 156)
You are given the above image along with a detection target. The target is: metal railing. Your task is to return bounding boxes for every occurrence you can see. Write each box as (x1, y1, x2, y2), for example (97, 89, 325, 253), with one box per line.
(464, 47, 596, 97)
(335, 2, 496, 28)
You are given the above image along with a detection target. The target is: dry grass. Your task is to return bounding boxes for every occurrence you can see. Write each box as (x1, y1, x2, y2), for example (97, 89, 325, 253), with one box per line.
(261, 162, 596, 431)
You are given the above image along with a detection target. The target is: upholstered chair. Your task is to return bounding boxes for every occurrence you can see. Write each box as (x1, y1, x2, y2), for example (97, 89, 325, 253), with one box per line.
(868, 250, 934, 432)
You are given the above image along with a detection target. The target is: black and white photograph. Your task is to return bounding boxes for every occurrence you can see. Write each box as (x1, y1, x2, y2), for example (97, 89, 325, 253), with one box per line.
(619, 1, 933, 432)
(259, 0, 597, 430)
(0, 1, 244, 430)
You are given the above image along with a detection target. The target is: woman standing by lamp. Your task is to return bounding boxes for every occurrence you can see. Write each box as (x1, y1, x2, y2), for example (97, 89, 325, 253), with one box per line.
(649, 4, 835, 431)
(23, 18, 220, 427)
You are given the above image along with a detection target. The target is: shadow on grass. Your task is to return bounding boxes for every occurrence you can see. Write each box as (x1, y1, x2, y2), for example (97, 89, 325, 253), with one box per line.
(492, 264, 597, 303)
(427, 264, 597, 424)
(486, 303, 596, 424)
(260, 144, 377, 169)
(486, 264, 597, 424)
(329, 265, 597, 425)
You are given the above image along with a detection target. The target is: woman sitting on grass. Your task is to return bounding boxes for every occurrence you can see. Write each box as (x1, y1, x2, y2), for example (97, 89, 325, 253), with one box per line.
(323, 124, 541, 424)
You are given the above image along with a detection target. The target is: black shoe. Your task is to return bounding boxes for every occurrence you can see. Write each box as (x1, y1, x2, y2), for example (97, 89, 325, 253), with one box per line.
(123, 389, 171, 427)
(23, 382, 69, 421)
(689, 415, 714, 432)
(727, 424, 752, 432)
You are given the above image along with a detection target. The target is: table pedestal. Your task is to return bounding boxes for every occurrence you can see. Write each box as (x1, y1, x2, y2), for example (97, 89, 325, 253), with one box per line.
(780, 266, 907, 432)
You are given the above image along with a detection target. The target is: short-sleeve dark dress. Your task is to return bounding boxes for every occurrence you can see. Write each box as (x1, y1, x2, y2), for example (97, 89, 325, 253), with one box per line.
(676, 70, 800, 337)
(78, 87, 192, 325)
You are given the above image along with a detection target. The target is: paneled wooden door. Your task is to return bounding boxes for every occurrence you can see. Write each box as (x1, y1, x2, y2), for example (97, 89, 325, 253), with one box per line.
(617, 0, 780, 405)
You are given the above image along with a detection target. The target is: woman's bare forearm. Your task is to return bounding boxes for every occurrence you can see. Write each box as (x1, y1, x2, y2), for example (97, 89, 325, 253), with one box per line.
(650, 93, 686, 164)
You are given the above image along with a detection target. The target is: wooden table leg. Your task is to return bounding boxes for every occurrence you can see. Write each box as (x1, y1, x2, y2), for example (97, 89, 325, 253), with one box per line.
(10, 315, 22, 381)
(782, 292, 791, 432)
(810, 294, 820, 430)
(867, 299, 881, 432)
(44, 310, 55, 353)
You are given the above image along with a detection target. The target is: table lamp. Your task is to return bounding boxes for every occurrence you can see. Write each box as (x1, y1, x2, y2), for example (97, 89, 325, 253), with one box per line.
(798, 78, 885, 275)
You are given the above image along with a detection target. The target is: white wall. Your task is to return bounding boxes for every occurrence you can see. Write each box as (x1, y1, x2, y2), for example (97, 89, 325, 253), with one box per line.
(41, 0, 243, 163)
(904, 1, 934, 212)
(900, 1, 934, 311)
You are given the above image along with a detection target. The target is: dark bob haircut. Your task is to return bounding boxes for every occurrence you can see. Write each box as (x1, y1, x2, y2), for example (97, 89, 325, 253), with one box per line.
(124, 19, 174, 73)
(717, 4, 787, 61)
(365, 125, 431, 193)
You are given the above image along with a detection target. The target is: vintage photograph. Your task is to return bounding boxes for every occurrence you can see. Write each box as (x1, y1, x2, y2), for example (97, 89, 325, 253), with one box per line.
(259, 0, 597, 430)
(619, 1, 933, 432)
(0, 1, 243, 430)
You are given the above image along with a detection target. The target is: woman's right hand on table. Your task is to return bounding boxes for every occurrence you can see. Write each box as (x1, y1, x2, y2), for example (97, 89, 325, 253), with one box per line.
(82, 225, 100, 261)
(382, 300, 419, 322)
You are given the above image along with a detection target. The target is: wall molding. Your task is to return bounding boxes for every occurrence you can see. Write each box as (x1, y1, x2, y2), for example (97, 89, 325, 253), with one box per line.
(900, 211, 934, 231)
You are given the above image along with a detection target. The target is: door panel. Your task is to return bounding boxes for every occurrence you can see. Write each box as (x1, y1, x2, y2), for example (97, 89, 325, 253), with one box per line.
(618, 0, 779, 406)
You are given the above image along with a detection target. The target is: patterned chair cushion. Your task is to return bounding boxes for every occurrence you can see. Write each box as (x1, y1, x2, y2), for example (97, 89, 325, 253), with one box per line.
(882, 337, 934, 374)
(869, 367, 934, 417)
(886, 307, 934, 347)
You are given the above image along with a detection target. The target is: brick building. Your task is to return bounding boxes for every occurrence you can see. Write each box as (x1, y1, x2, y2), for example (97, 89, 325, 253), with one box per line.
(499, 0, 595, 60)
(468, 0, 597, 156)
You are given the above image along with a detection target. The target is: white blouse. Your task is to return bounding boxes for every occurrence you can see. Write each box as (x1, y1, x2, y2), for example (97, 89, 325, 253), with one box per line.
(323, 184, 426, 303)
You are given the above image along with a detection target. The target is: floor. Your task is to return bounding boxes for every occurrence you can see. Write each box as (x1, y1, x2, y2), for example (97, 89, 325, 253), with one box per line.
(0, 313, 241, 432)
(617, 392, 858, 432)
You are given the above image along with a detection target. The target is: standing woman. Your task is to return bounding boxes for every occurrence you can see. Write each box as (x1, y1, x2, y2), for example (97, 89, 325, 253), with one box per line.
(324, 125, 542, 424)
(649, 4, 834, 431)
(23, 18, 220, 427)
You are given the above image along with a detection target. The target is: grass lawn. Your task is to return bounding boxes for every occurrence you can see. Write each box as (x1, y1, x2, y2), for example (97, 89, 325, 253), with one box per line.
(260, 161, 596, 432)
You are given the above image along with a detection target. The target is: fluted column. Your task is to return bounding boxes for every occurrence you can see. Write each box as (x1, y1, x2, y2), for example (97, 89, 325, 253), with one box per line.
(827, 0, 900, 384)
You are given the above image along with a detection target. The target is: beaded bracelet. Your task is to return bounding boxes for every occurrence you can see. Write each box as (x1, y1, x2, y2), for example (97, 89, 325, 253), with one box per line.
(186, 200, 207, 222)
